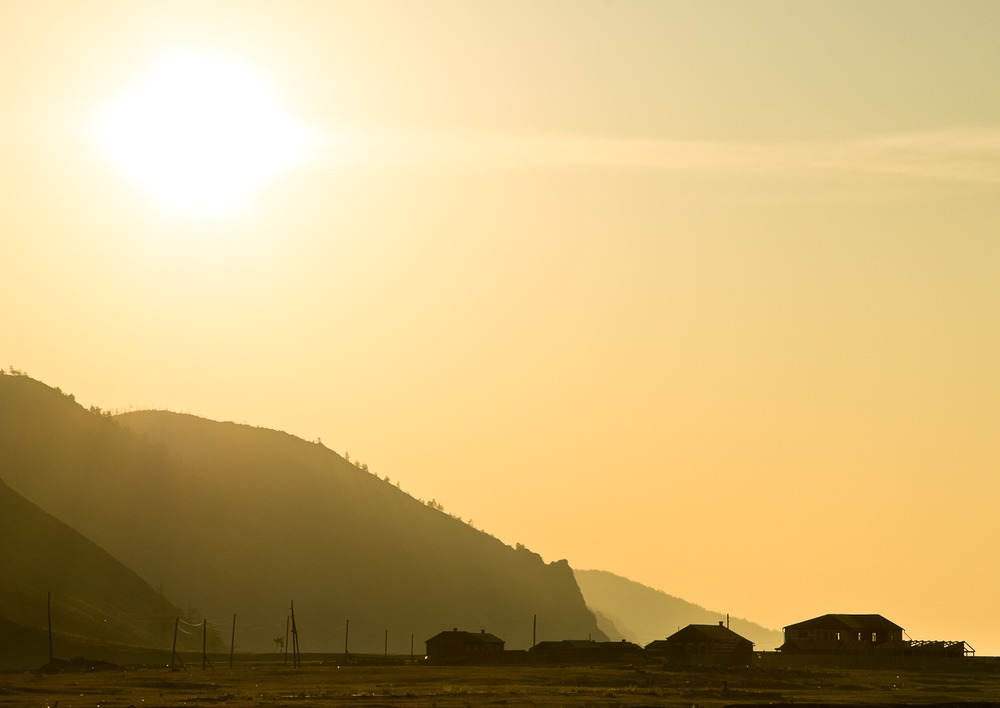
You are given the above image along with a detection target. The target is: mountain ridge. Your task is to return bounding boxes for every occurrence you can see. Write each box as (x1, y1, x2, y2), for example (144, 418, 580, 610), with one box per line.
(0, 374, 604, 653)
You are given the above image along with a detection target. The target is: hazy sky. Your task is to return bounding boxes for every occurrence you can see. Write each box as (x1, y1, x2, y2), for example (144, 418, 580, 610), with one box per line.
(4, 1, 1000, 654)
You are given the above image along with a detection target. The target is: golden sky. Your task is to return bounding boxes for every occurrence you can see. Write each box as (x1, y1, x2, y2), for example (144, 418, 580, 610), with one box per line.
(3, 1, 1000, 653)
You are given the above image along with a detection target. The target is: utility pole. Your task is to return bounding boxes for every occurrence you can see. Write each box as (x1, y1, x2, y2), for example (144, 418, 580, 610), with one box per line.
(170, 617, 185, 669)
(47, 592, 54, 665)
(532, 614, 537, 648)
(230, 614, 236, 669)
(344, 619, 350, 659)
(289, 602, 300, 668)
(202, 620, 214, 669)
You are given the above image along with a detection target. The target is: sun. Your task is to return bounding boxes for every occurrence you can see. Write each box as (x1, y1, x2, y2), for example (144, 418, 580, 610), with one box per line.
(95, 51, 316, 219)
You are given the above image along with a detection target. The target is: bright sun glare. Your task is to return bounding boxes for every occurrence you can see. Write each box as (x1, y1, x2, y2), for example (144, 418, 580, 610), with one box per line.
(95, 51, 316, 219)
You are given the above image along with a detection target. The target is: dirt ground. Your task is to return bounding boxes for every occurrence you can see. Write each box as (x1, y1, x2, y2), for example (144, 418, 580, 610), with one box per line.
(2, 659, 1000, 707)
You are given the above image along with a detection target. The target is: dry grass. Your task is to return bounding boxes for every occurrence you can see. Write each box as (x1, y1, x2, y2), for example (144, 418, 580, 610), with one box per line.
(1, 660, 999, 707)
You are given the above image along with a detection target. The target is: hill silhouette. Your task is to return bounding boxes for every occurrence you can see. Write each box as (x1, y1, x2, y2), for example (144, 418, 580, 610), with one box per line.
(574, 569, 783, 651)
(0, 478, 194, 669)
(0, 374, 604, 653)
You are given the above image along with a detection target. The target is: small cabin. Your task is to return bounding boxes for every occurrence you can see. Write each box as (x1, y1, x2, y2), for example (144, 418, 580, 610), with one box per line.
(529, 639, 643, 663)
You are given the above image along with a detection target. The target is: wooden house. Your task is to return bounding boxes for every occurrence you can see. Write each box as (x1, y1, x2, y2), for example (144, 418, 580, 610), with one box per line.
(646, 622, 754, 665)
(425, 628, 505, 662)
(779, 614, 905, 654)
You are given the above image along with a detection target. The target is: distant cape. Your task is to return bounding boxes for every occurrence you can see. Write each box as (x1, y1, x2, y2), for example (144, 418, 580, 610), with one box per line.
(574, 568, 782, 650)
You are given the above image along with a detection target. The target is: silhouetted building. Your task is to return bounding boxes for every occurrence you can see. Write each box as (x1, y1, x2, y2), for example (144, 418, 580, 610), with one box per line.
(779, 614, 905, 654)
(529, 639, 643, 663)
(425, 628, 504, 662)
(646, 622, 754, 665)
(907, 640, 974, 657)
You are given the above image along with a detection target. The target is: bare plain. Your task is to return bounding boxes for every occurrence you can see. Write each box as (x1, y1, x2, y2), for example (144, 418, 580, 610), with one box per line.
(3, 659, 1000, 708)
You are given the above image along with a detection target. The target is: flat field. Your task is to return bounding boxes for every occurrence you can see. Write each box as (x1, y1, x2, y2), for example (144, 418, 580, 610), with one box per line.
(2, 659, 1000, 707)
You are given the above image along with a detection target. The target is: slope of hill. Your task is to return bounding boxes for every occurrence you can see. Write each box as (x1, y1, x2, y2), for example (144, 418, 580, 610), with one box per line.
(0, 478, 196, 669)
(574, 569, 783, 651)
(0, 374, 605, 653)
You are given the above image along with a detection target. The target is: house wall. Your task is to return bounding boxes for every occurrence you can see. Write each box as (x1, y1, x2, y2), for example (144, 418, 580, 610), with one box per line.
(759, 651, 975, 671)
(786, 625, 901, 648)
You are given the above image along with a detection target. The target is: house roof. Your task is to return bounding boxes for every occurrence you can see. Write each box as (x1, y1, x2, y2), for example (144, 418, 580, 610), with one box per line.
(531, 639, 642, 652)
(662, 624, 754, 645)
(783, 614, 903, 633)
(426, 629, 504, 646)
